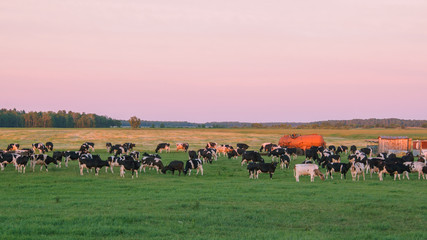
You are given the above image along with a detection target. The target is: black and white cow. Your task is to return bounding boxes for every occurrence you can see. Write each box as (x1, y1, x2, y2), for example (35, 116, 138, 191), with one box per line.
(64, 151, 81, 167)
(119, 156, 140, 178)
(241, 151, 264, 166)
(227, 149, 239, 159)
(161, 161, 184, 175)
(16, 156, 30, 173)
(31, 155, 57, 172)
(259, 143, 273, 152)
(83, 142, 95, 151)
(328, 145, 336, 153)
(45, 142, 54, 151)
(155, 143, 170, 153)
(198, 148, 216, 163)
(52, 151, 64, 168)
(268, 147, 286, 161)
(279, 154, 291, 169)
(0, 152, 19, 171)
(247, 162, 278, 179)
(140, 155, 164, 173)
(109, 145, 127, 156)
(6, 143, 20, 151)
(325, 162, 352, 179)
(79, 154, 109, 176)
(183, 159, 203, 176)
(285, 148, 298, 160)
(123, 143, 136, 151)
(360, 148, 373, 157)
(32, 143, 48, 154)
(305, 149, 319, 162)
(378, 163, 411, 181)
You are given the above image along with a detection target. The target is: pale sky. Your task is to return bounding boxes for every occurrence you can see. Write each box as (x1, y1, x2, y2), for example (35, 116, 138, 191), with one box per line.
(1, 0, 426, 122)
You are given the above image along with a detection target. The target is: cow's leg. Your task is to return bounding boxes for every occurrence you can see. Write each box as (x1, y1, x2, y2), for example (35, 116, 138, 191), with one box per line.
(40, 165, 43, 171)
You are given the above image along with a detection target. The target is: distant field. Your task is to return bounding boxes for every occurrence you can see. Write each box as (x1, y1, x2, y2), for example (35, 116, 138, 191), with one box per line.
(0, 128, 427, 239)
(1, 128, 427, 151)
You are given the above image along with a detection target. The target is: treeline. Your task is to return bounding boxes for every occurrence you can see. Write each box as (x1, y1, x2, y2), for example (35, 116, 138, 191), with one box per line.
(0, 109, 121, 128)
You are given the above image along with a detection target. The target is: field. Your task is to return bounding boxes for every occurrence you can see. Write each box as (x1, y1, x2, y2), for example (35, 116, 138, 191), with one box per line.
(1, 128, 427, 240)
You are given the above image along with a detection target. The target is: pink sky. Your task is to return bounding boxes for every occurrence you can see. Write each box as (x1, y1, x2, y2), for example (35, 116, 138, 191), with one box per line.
(1, 0, 426, 122)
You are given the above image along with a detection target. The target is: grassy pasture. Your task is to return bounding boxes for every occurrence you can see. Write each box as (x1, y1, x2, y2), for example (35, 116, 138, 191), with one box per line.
(1, 128, 427, 240)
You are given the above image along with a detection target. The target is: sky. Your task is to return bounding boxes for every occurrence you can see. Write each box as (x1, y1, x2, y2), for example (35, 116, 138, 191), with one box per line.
(1, 0, 426, 123)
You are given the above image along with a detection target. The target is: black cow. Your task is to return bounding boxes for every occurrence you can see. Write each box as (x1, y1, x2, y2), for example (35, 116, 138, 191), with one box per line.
(45, 142, 54, 151)
(227, 149, 238, 159)
(402, 152, 414, 162)
(155, 143, 170, 153)
(119, 156, 140, 178)
(32, 143, 48, 154)
(328, 145, 336, 153)
(198, 149, 214, 164)
(16, 156, 30, 173)
(241, 151, 264, 166)
(79, 154, 109, 176)
(161, 161, 184, 175)
(247, 162, 278, 179)
(285, 148, 298, 159)
(129, 151, 140, 160)
(236, 143, 249, 150)
(183, 159, 203, 176)
(264, 143, 278, 152)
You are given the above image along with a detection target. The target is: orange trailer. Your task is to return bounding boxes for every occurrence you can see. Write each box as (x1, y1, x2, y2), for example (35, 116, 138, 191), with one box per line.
(278, 134, 326, 151)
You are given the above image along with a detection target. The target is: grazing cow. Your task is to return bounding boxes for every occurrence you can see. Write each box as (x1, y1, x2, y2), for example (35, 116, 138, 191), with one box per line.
(328, 145, 336, 153)
(83, 142, 95, 151)
(123, 143, 136, 151)
(241, 151, 264, 166)
(64, 151, 81, 167)
(183, 159, 203, 176)
(259, 143, 273, 152)
(325, 162, 351, 179)
(176, 143, 189, 152)
(264, 143, 278, 153)
(378, 163, 411, 181)
(31, 155, 57, 172)
(351, 162, 365, 181)
(198, 149, 213, 164)
(140, 156, 164, 173)
(337, 145, 348, 154)
(79, 144, 90, 154)
(216, 145, 229, 157)
(79, 154, 110, 176)
(206, 142, 217, 149)
(305, 149, 319, 162)
(45, 142, 54, 151)
(32, 143, 48, 154)
(16, 156, 30, 173)
(119, 156, 140, 178)
(107, 156, 123, 174)
(350, 145, 357, 154)
(268, 147, 286, 161)
(227, 149, 239, 159)
(294, 164, 325, 182)
(129, 151, 140, 160)
(161, 161, 184, 175)
(279, 154, 291, 169)
(52, 151, 64, 168)
(6, 143, 20, 151)
(319, 154, 341, 167)
(109, 144, 127, 156)
(247, 162, 278, 179)
(155, 143, 170, 153)
(236, 143, 249, 150)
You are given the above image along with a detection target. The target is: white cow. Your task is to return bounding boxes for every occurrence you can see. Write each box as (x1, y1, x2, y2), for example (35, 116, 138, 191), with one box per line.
(294, 164, 325, 182)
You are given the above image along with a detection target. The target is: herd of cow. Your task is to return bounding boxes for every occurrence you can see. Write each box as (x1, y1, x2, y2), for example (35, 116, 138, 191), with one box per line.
(1, 141, 427, 182)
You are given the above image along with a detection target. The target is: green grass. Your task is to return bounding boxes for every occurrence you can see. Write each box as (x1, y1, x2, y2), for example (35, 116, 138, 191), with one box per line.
(1, 128, 427, 239)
